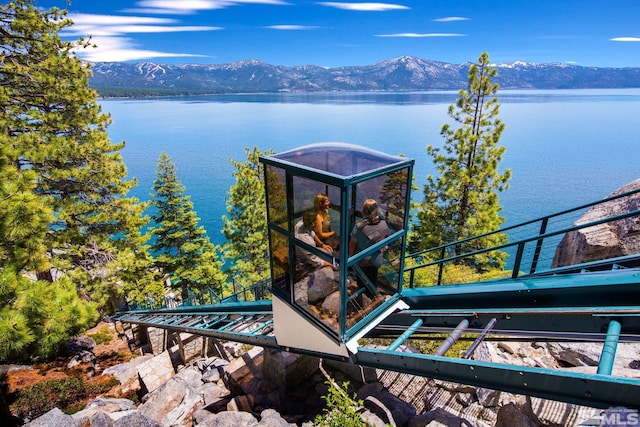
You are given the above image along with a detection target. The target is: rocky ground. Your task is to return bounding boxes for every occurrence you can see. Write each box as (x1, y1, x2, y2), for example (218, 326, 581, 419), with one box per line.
(3, 320, 640, 426)
(1, 321, 136, 425)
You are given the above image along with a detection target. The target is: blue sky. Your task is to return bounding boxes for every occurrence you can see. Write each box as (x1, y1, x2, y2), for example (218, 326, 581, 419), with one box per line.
(38, 0, 639, 67)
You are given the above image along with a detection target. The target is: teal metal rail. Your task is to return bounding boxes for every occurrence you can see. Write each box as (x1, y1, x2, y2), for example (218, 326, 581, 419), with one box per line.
(114, 301, 279, 350)
(125, 279, 272, 311)
(405, 186, 640, 287)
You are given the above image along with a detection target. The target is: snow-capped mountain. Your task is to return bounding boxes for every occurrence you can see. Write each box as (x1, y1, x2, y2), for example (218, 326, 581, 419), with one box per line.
(89, 56, 640, 96)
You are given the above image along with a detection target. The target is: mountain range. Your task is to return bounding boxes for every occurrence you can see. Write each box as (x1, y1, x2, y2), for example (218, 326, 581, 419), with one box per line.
(88, 56, 640, 96)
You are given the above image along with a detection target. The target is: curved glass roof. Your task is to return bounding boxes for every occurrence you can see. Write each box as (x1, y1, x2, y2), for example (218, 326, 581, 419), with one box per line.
(271, 142, 409, 177)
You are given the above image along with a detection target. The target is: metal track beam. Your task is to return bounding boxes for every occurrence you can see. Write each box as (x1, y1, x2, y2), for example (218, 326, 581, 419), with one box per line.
(354, 347, 640, 409)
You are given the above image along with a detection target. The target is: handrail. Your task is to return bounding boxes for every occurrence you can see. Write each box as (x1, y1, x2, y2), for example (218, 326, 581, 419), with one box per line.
(405, 187, 640, 287)
(407, 208, 640, 273)
(181, 279, 272, 307)
(124, 279, 272, 312)
(407, 186, 640, 261)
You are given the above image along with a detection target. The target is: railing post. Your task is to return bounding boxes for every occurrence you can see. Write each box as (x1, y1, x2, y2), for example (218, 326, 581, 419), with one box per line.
(437, 246, 446, 286)
(512, 243, 525, 279)
(530, 217, 549, 274)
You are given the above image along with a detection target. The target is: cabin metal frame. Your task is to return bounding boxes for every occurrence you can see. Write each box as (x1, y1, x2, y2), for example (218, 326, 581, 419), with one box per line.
(259, 143, 414, 356)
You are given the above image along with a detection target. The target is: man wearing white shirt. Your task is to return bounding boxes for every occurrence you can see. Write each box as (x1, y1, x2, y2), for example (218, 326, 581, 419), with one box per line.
(295, 210, 335, 271)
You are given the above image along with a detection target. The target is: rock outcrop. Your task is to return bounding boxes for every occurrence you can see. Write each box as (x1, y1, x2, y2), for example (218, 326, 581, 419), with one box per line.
(553, 178, 640, 267)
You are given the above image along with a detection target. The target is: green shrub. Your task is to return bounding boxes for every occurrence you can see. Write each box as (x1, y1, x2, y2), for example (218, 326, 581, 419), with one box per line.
(87, 330, 112, 345)
(314, 380, 371, 427)
(11, 375, 118, 420)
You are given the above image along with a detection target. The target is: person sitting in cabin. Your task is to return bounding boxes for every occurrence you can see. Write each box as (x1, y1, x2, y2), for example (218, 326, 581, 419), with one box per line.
(312, 193, 340, 251)
(294, 210, 338, 306)
(349, 199, 391, 288)
(295, 210, 336, 272)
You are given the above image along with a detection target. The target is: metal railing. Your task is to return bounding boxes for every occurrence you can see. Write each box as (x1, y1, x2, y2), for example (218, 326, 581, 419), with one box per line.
(405, 186, 640, 287)
(180, 279, 272, 307)
(125, 279, 272, 311)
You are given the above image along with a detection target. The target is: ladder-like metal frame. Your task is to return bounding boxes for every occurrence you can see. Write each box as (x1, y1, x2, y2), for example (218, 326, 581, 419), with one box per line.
(113, 302, 279, 350)
(356, 267, 640, 409)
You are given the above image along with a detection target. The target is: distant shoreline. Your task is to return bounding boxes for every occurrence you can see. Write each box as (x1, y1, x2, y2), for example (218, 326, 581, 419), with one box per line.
(94, 87, 640, 101)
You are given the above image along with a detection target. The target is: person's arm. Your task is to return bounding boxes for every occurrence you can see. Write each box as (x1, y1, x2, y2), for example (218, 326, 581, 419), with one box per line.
(305, 246, 334, 270)
(313, 213, 335, 243)
(349, 237, 357, 257)
(312, 215, 323, 246)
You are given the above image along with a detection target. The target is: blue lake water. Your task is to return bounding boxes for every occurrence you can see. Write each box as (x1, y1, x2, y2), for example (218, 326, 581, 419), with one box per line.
(100, 89, 640, 246)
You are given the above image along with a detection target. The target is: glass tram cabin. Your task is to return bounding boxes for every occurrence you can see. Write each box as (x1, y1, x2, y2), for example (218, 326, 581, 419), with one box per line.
(260, 143, 414, 358)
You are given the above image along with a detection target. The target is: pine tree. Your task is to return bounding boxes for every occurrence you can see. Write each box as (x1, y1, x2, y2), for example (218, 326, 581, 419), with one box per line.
(222, 147, 274, 288)
(411, 52, 511, 272)
(0, 1, 153, 360)
(0, 43, 97, 360)
(148, 153, 227, 301)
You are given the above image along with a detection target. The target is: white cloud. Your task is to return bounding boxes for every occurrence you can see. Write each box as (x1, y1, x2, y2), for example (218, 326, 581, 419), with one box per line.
(86, 25, 221, 35)
(433, 16, 469, 22)
(376, 33, 465, 38)
(610, 37, 640, 42)
(138, 0, 226, 10)
(66, 13, 221, 35)
(231, 0, 290, 3)
(318, 2, 409, 12)
(65, 14, 222, 36)
(70, 14, 176, 25)
(63, 13, 221, 62)
(74, 36, 206, 62)
(264, 25, 321, 30)
(132, 0, 289, 14)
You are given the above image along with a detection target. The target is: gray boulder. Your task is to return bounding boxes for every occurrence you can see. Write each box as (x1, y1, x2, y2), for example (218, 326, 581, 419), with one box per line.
(408, 407, 474, 427)
(196, 410, 259, 426)
(23, 407, 83, 427)
(102, 354, 154, 396)
(68, 335, 96, 354)
(103, 354, 154, 383)
(553, 178, 640, 267)
(175, 364, 205, 387)
(257, 408, 294, 426)
(67, 349, 97, 370)
(202, 382, 232, 404)
(307, 267, 339, 304)
(138, 350, 175, 394)
(139, 375, 204, 426)
(357, 382, 417, 426)
(320, 291, 340, 317)
(495, 402, 537, 427)
(72, 397, 138, 421)
(88, 411, 115, 427)
(113, 412, 163, 427)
